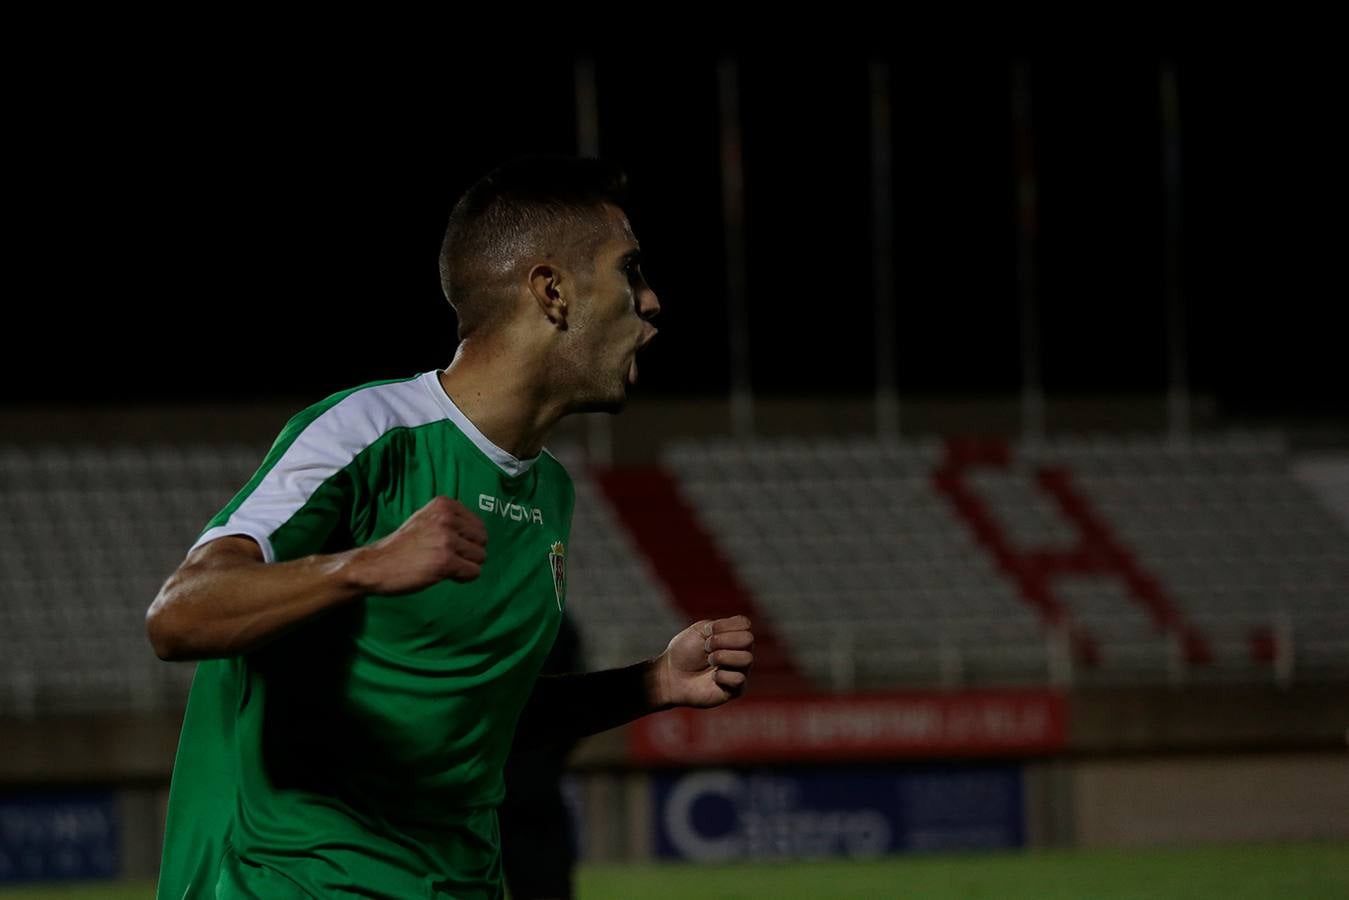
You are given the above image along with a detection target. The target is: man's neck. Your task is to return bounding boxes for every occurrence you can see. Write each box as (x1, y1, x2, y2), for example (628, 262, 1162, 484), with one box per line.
(436, 343, 563, 462)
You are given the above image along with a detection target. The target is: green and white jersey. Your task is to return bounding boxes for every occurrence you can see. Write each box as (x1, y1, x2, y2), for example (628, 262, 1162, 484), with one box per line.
(157, 370, 575, 900)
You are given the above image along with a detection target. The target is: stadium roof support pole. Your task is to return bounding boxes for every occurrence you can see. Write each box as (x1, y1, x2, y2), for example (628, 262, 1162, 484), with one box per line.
(871, 60, 900, 440)
(575, 57, 613, 466)
(1161, 62, 1191, 446)
(1274, 610, 1294, 689)
(1012, 62, 1045, 444)
(575, 57, 600, 159)
(719, 58, 754, 439)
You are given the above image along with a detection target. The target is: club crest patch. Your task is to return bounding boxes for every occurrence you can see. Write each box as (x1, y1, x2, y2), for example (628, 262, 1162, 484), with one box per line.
(548, 541, 566, 612)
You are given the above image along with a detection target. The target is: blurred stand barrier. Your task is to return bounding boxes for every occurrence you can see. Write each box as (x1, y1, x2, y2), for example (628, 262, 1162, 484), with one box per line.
(584, 618, 1349, 695)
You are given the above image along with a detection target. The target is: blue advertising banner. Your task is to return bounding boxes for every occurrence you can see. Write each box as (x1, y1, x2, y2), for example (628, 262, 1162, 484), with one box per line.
(0, 793, 119, 883)
(652, 765, 1022, 861)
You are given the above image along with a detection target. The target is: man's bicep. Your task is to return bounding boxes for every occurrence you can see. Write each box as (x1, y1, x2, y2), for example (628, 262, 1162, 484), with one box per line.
(191, 518, 281, 564)
(183, 534, 266, 569)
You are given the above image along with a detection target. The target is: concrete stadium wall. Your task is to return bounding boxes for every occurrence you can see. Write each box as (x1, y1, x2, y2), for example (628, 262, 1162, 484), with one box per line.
(1066, 752, 1349, 848)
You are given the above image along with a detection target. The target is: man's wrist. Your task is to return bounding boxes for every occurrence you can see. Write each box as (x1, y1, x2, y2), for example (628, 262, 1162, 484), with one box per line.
(642, 655, 676, 711)
(333, 545, 379, 598)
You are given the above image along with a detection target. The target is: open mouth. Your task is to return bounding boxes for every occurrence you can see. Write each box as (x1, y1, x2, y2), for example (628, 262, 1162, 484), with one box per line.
(626, 356, 638, 386)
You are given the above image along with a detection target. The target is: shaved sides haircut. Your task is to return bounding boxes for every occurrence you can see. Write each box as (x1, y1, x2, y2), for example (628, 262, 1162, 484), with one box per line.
(439, 157, 630, 340)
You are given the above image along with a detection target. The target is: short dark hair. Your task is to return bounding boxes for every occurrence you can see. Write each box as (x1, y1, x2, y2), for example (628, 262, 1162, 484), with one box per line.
(439, 157, 630, 340)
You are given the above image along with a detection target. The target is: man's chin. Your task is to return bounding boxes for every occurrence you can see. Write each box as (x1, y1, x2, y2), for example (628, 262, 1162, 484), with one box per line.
(572, 389, 628, 415)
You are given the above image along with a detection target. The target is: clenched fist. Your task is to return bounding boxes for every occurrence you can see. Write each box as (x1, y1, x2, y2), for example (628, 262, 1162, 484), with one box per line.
(350, 496, 488, 595)
(650, 615, 755, 709)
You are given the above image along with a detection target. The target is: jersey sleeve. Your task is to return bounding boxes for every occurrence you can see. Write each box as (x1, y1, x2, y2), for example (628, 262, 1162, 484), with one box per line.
(190, 402, 363, 564)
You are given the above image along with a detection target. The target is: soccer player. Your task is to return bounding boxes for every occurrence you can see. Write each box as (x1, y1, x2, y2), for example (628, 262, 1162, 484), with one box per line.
(146, 157, 756, 899)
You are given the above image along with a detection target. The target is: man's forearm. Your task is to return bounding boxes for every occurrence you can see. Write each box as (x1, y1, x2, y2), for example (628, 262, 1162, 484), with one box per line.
(147, 498, 488, 662)
(511, 659, 673, 753)
(146, 537, 369, 662)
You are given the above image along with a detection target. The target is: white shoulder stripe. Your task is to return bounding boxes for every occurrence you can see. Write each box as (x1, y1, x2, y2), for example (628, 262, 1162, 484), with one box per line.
(190, 376, 444, 563)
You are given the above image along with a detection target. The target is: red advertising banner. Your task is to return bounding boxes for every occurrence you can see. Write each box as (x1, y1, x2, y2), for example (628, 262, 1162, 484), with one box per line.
(630, 690, 1065, 763)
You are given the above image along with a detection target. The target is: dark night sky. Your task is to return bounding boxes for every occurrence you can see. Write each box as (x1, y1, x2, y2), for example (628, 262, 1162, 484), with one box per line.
(11, 49, 1344, 420)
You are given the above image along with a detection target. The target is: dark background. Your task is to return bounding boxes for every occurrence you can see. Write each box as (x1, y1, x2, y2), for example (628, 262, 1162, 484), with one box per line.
(12, 50, 1344, 420)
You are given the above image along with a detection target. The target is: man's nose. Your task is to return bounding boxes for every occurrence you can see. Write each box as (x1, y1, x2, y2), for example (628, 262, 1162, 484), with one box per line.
(639, 286, 661, 321)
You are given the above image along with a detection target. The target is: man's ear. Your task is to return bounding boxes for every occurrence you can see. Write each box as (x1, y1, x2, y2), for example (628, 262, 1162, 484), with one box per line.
(528, 263, 568, 331)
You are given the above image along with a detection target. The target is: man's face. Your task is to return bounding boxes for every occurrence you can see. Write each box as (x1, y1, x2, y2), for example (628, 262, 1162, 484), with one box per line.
(566, 204, 660, 413)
